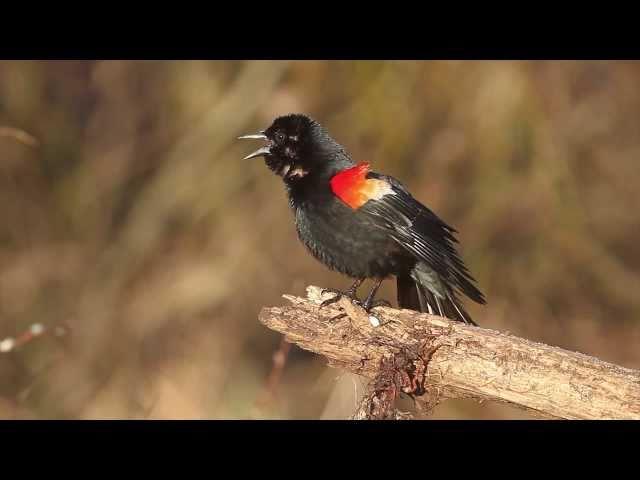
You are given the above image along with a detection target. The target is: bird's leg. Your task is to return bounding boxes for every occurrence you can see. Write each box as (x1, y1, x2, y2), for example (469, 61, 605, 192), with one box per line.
(320, 278, 364, 307)
(361, 278, 391, 312)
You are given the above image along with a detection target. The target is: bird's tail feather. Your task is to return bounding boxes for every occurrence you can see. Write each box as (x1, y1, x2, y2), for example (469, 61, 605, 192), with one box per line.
(397, 274, 478, 326)
(397, 273, 422, 311)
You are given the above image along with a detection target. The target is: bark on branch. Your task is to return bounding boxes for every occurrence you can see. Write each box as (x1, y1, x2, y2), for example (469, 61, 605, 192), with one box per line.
(259, 286, 640, 419)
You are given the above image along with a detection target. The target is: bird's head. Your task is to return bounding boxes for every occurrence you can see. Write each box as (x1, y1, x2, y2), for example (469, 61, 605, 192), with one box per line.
(239, 113, 353, 182)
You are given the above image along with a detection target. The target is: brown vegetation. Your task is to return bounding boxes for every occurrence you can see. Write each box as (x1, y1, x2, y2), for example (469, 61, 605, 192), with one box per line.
(1, 60, 639, 418)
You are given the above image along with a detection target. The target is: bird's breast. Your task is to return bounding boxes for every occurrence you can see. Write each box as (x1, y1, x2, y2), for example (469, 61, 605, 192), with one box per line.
(292, 194, 411, 278)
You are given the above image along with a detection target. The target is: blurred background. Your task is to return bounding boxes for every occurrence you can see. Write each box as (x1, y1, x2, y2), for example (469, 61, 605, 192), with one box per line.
(0, 60, 639, 419)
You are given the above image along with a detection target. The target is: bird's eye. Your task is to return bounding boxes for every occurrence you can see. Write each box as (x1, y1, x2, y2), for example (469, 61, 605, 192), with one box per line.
(276, 132, 286, 143)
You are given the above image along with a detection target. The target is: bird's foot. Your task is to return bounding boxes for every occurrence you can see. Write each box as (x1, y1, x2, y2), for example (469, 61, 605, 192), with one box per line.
(361, 299, 392, 312)
(321, 290, 390, 313)
(319, 287, 360, 308)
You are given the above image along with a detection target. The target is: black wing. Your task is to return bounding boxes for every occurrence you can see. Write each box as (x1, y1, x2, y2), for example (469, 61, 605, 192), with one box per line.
(362, 172, 486, 305)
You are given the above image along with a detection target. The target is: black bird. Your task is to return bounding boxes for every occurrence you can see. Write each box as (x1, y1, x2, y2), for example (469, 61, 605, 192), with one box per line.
(239, 114, 485, 325)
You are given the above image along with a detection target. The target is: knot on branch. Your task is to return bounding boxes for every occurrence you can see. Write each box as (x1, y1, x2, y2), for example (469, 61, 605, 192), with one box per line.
(351, 347, 436, 419)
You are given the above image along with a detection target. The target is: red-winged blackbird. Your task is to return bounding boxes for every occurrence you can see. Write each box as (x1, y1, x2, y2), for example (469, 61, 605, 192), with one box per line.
(240, 114, 485, 325)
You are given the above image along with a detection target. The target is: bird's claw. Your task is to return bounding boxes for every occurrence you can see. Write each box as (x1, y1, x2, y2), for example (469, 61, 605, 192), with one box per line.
(319, 288, 360, 308)
(320, 289, 391, 313)
(363, 299, 392, 311)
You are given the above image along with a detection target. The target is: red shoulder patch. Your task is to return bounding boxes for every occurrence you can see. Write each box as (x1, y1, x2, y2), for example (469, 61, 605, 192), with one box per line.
(330, 163, 370, 209)
(330, 163, 393, 209)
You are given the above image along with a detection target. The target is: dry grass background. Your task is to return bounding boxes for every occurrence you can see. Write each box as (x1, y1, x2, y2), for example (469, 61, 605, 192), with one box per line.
(0, 60, 639, 419)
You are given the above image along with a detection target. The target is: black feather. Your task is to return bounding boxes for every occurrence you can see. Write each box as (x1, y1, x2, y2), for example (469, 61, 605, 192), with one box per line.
(364, 172, 486, 306)
(397, 274, 421, 311)
(397, 274, 477, 325)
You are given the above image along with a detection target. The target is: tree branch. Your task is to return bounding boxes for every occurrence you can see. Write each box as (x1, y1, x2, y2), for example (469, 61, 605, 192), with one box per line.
(259, 286, 640, 420)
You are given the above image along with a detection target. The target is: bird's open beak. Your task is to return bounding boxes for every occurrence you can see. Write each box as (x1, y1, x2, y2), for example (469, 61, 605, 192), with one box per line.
(238, 132, 271, 160)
